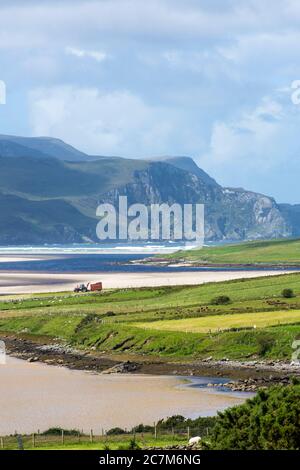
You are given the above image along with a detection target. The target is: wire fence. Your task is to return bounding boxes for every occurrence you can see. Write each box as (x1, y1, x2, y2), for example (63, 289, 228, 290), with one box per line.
(0, 426, 210, 450)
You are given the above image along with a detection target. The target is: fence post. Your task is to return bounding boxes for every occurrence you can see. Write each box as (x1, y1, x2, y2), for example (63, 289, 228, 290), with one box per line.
(61, 429, 64, 445)
(0, 437, 4, 449)
(187, 426, 190, 440)
(154, 422, 157, 440)
(90, 429, 93, 443)
(32, 433, 35, 448)
(17, 435, 24, 450)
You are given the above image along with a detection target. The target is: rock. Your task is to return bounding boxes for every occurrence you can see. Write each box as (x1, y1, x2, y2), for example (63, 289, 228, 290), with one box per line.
(27, 356, 39, 363)
(102, 361, 140, 374)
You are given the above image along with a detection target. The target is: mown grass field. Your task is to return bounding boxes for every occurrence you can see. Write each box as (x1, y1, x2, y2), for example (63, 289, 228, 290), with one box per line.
(0, 272, 300, 361)
(163, 238, 300, 265)
(135, 310, 300, 333)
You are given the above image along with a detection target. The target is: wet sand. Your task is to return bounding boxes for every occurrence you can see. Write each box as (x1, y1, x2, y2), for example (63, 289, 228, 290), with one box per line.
(0, 270, 292, 295)
(0, 356, 248, 435)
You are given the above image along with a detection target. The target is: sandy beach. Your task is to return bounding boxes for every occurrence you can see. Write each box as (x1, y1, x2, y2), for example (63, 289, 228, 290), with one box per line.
(0, 356, 248, 434)
(0, 269, 293, 295)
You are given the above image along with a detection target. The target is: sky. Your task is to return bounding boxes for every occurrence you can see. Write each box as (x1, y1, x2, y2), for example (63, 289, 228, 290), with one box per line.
(0, 0, 300, 203)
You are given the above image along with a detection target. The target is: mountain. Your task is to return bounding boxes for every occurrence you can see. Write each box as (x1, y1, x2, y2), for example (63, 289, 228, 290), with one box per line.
(157, 156, 219, 187)
(0, 134, 91, 161)
(0, 135, 298, 244)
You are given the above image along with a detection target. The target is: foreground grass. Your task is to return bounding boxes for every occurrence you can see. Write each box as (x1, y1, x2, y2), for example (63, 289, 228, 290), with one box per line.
(163, 238, 300, 265)
(0, 434, 188, 450)
(1, 273, 300, 361)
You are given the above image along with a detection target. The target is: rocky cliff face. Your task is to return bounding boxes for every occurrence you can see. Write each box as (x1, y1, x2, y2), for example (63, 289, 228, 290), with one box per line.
(97, 161, 291, 242)
(0, 135, 296, 244)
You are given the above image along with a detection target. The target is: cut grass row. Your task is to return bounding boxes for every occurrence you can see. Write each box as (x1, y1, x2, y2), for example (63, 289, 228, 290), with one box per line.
(135, 310, 300, 333)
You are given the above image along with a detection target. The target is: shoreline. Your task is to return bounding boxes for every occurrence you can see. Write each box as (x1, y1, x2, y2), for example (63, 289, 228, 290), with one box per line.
(137, 257, 300, 270)
(0, 355, 248, 435)
(0, 269, 294, 295)
(2, 333, 299, 393)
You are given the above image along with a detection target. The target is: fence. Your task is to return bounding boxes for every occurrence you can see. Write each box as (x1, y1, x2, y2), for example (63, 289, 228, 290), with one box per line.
(0, 426, 210, 450)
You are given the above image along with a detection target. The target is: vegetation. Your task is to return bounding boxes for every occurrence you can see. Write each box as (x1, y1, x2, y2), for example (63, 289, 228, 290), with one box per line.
(282, 288, 295, 298)
(0, 273, 300, 361)
(207, 383, 300, 450)
(135, 309, 300, 333)
(41, 427, 79, 436)
(211, 295, 231, 305)
(162, 238, 300, 265)
(0, 415, 216, 450)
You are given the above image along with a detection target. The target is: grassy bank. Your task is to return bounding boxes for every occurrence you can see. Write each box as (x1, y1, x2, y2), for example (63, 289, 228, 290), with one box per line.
(162, 238, 300, 265)
(0, 272, 300, 361)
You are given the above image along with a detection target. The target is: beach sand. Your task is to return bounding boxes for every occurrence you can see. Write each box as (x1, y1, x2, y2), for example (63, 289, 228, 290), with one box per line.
(0, 269, 292, 295)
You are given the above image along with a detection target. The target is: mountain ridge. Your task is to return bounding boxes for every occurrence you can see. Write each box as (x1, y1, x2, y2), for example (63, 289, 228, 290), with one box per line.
(0, 134, 298, 244)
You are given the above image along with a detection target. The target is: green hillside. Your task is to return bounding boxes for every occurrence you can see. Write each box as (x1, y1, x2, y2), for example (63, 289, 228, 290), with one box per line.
(1, 272, 300, 361)
(163, 238, 300, 265)
(0, 155, 147, 199)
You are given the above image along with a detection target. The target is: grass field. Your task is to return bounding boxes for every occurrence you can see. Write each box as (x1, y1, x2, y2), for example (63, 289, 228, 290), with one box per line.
(0, 433, 188, 450)
(135, 310, 300, 333)
(1, 272, 300, 360)
(163, 238, 300, 265)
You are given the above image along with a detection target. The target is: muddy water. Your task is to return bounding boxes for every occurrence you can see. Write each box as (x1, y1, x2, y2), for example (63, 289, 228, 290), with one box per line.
(0, 356, 249, 435)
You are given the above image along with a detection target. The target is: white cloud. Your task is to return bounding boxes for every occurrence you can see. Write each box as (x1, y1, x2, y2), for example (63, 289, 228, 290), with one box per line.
(0, 0, 299, 49)
(65, 46, 108, 62)
(203, 97, 285, 168)
(28, 86, 184, 156)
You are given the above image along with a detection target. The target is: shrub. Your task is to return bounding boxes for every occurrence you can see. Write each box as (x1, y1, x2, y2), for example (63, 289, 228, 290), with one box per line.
(282, 288, 294, 298)
(206, 384, 300, 450)
(211, 295, 231, 305)
(106, 427, 126, 436)
(257, 334, 275, 356)
(132, 424, 153, 433)
(42, 427, 79, 436)
(128, 438, 140, 450)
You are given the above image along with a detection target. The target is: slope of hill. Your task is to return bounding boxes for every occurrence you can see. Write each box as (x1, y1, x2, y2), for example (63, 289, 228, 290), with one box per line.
(0, 134, 90, 161)
(0, 134, 298, 245)
(163, 238, 300, 265)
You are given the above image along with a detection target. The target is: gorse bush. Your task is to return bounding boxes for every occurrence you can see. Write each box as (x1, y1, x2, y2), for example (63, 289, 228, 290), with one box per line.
(257, 334, 275, 356)
(106, 427, 126, 436)
(207, 384, 300, 450)
(211, 295, 231, 305)
(282, 288, 295, 298)
(41, 427, 79, 436)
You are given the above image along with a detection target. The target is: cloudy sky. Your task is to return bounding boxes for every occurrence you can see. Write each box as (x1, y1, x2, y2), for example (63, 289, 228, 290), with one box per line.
(0, 0, 300, 202)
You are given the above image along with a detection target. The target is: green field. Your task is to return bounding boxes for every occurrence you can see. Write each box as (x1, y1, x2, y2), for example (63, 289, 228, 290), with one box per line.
(162, 238, 300, 265)
(136, 309, 300, 333)
(0, 433, 188, 451)
(0, 272, 300, 361)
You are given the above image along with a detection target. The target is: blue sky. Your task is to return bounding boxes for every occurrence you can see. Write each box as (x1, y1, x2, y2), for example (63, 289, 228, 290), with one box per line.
(0, 0, 300, 202)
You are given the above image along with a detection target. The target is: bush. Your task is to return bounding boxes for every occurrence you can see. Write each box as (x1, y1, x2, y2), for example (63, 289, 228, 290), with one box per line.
(42, 427, 79, 436)
(257, 334, 275, 356)
(132, 424, 153, 433)
(206, 384, 300, 450)
(211, 295, 231, 305)
(106, 427, 126, 436)
(282, 288, 294, 298)
(128, 438, 140, 450)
